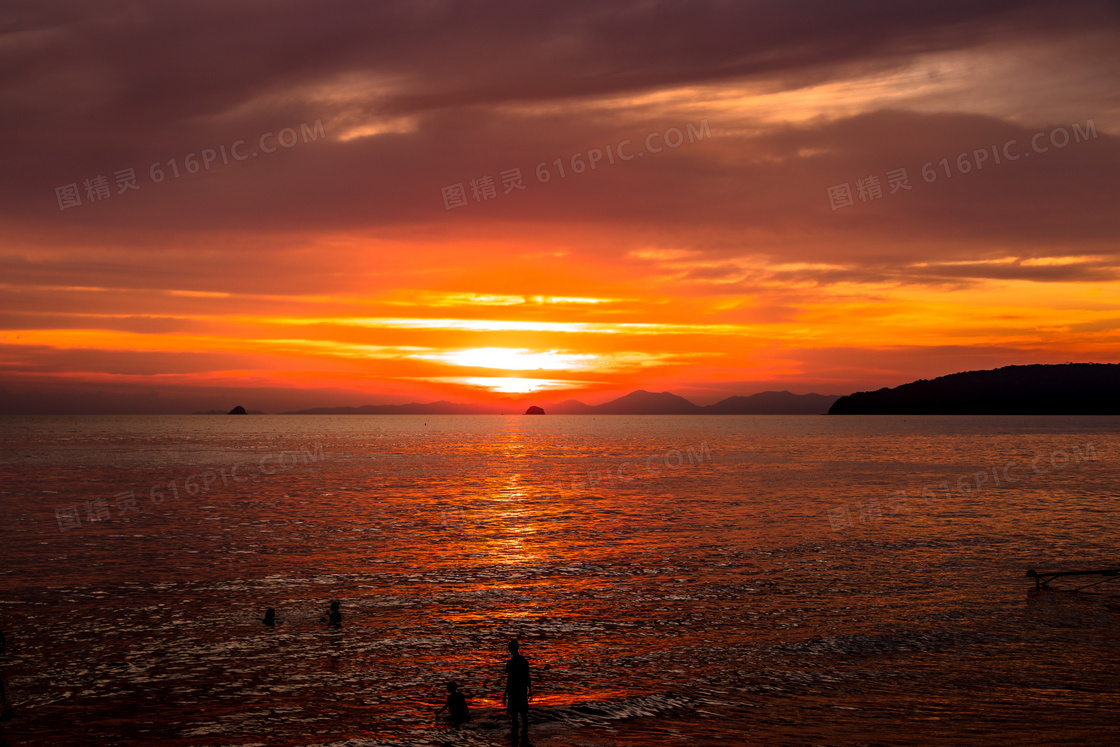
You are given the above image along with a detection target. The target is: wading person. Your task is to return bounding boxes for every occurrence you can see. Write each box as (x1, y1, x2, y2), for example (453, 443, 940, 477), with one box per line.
(502, 639, 532, 746)
(320, 601, 342, 627)
(434, 680, 470, 727)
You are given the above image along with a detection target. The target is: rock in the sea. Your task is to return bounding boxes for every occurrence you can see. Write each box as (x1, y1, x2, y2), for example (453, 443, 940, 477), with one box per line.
(524, 406, 545, 415)
(228, 405, 248, 415)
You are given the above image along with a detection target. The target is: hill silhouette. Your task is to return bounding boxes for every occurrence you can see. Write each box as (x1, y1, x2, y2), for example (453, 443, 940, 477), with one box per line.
(829, 363, 1120, 414)
(705, 391, 840, 414)
(551, 390, 703, 414)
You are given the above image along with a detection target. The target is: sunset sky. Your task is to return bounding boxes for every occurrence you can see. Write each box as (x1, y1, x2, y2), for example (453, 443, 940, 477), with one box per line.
(2, 1, 1118, 413)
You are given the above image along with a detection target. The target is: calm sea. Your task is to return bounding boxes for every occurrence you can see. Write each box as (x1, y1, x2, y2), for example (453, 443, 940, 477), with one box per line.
(1, 414, 1118, 746)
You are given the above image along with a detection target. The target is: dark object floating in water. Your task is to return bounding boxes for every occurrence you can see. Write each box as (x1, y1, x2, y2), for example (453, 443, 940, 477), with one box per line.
(228, 406, 248, 415)
(1026, 567, 1120, 591)
(524, 406, 546, 415)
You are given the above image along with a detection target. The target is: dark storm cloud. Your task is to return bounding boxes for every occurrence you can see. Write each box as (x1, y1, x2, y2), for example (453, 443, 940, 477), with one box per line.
(3, 0, 1109, 225)
(0, 0, 1067, 121)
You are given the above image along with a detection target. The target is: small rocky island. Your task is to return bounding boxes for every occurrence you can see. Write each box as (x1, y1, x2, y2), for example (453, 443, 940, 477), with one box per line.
(524, 406, 546, 415)
(228, 405, 248, 415)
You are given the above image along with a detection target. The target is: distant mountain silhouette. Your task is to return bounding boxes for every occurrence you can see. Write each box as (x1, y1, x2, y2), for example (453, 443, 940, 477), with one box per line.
(552, 390, 703, 415)
(829, 363, 1120, 414)
(705, 391, 839, 414)
(543, 398, 596, 415)
(284, 389, 836, 415)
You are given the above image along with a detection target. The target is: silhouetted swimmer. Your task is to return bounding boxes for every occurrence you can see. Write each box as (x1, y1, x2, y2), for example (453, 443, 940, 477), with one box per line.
(320, 601, 342, 627)
(260, 608, 276, 626)
(434, 680, 471, 727)
(502, 639, 532, 746)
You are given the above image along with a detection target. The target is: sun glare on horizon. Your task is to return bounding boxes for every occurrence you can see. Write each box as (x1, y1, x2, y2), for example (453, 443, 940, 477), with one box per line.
(421, 376, 585, 394)
(411, 347, 598, 371)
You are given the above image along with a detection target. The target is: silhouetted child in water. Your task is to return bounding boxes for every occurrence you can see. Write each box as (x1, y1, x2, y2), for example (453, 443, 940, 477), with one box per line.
(260, 608, 276, 626)
(320, 601, 342, 627)
(434, 681, 470, 727)
(503, 639, 532, 746)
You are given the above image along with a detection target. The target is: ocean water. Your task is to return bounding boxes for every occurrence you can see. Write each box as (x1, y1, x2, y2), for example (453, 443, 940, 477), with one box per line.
(0, 414, 1118, 746)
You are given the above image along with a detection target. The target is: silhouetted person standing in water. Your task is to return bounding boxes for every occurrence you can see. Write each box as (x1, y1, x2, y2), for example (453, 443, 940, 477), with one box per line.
(502, 639, 532, 746)
(260, 608, 276, 626)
